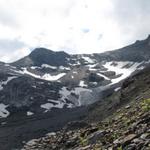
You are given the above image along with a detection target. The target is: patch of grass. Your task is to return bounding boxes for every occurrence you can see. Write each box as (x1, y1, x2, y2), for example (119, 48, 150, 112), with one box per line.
(79, 136, 88, 146)
(141, 98, 150, 111)
(117, 146, 123, 150)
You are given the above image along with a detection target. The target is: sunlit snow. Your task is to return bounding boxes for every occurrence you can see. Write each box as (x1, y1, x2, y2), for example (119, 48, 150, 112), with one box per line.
(27, 111, 34, 116)
(103, 61, 141, 84)
(40, 101, 64, 111)
(42, 73, 66, 81)
(97, 73, 110, 80)
(82, 56, 95, 64)
(19, 68, 66, 81)
(114, 87, 121, 92)
(79, 80, 87, 87)
(41, 64, 57, 69)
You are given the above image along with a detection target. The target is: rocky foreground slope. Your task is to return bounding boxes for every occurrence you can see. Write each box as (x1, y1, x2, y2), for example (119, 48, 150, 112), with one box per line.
(22, 65, 150, 150)
(22, 96, 150, 150)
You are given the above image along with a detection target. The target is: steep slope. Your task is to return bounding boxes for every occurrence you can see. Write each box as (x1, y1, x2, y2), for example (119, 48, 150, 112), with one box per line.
(22, 100, 150, 150)
(22, 66, 150, 150)
(86, 65, 150, 122)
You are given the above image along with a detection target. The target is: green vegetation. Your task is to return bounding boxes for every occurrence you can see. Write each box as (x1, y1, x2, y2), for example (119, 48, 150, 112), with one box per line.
(141, 98, 150, 111)
(117, 146, 123, 150)
(79, 136, 88, 146)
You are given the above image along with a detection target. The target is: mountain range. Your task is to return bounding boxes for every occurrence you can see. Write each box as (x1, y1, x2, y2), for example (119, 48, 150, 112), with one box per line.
(0, 35, 150, 149)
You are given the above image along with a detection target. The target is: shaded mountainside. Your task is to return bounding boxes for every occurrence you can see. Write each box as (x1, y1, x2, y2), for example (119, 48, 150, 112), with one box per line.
(0, 36, 150, 149)
(22, 67, 150, 150)
(86, 65, 150, 122)
(95, 35, 150, 62)
(12, 48, 70, 67)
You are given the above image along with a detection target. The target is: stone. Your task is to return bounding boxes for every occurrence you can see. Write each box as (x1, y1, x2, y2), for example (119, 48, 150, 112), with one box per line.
(79, 145, 91, 150)
(120, 134, 137, 146)
(46, 132, 56, 137)
(125, 105, 131, 109)
(87, 130, 106, 144)
(140, 133, 149, 139)
(133, 138, 142, 144)
(113, 139, 120, 144)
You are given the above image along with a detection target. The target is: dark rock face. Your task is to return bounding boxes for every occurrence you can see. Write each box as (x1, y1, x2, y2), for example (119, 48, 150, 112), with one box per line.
(0, 75, 62, 110)
(88, 73, 104, 82)
(29, 48, 70, 66)
(95, 35, 150, 62)
(12, 48, 70, 67)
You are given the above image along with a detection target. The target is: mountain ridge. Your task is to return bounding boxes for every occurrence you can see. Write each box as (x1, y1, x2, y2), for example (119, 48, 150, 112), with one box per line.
(0, 35, 150, 149)
(9, 35, 150, 67)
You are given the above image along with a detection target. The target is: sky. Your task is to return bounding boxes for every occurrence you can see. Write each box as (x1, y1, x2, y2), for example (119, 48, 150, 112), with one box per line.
(0, 0, 150, 63)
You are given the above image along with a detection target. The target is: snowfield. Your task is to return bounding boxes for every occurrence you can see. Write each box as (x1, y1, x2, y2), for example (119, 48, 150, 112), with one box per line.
(19, 68, 66, 81)
(103, 61, 142, 84)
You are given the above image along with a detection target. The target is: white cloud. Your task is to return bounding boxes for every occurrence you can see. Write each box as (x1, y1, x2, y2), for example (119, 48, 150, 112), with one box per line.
(0, 0, 150, 62)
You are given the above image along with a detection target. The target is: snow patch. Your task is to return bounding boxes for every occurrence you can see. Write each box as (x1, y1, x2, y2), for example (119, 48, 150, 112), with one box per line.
(40, 101, 64, 111)
(42, 73, 66, 81)
(27, 111, 34, 116)
(30, 66, 40, 69)
(19, 68, 66, 81)
(82, 56, 95, 63)
(87, 63, 98, 71)
(73, 71, 78, 74)
(103, 61, 141, 84)
(59, 66, 70, 70)
(59, 87, 71, 102)
(97, 73, 110, 80)
(79, 81, 87, 87)
(0, 104, 10, 118)
(41, 64, 57, 69)
(0, 76, 17, 90)
(114, 87, 121, 92)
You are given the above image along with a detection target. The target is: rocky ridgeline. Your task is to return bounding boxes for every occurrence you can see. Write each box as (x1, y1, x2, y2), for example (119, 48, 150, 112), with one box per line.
(22, 98, 150, 150)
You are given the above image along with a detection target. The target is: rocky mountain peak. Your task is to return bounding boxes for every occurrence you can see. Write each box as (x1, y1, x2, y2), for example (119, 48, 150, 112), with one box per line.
(29, 48, 70, 67)
(30, 47, 69, 57)
(11, 47, 70, 67)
